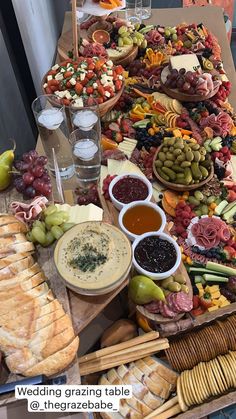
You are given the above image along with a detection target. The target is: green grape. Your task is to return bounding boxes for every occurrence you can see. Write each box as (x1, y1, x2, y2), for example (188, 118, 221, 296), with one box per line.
(31, 227, 46, 245)
(123, 37, 133, 45)
(165, 30, 171, 37)
(141, 39, 147, 49)
(132, 36, 138, 44)
(61, 222, 75, 232)
(118, 25, 128, 35)
(45, 211, 69, 226)
(44, 231, 55, 247)
(51, 225, 64, 240)
(136, 39, 142, 46)
(26, 231, 36, 243)
(118, 37, 124, 47)
(170, 27, 176, 34)
(43, 205, 57, 217)
(33, 220, 46, 232)
(172, 34, 178, 41)
(134, 23, 140, 30)
(136, 32, 144, 40)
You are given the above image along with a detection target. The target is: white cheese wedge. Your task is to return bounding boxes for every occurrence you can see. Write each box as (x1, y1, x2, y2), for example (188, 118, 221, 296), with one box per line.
(107, 159, 126, 176)
(55, 203, 103, 224)
(119, 161, 145, 177)
(52, 64, 59, 71)
(170, 54, 201, 73)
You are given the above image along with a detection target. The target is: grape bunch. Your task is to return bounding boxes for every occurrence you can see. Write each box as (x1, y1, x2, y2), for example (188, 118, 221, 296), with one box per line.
(27, 205, 74, 246)
(163, 26, 178, 42)
(165, 68, 200, 95)
(118, 25, 147, 48)
(75, 183, 100, 206)
(102, 175, 116, 200)
(14, 150, 52, 198)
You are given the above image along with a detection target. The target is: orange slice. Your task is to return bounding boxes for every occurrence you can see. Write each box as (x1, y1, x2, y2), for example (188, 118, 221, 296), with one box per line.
(99, 1, 116, 9)
(92, 30, 110, 44)
(101, 135, 118, 151)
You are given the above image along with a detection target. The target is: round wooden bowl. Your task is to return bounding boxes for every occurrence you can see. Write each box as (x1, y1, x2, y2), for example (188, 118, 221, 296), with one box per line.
(57, 29, 138, 68)
(41, 73, 124, 118)
(153, 145, 214, 192)
(160, 67, 220, 102)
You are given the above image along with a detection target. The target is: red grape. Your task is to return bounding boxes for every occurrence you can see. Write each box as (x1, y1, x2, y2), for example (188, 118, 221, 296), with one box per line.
(14, 177, 26, 193)
(28, 150, 39, 159)
(31, 165, 44, 178)
(33, 178, 44, 191)
(41, 174, 51, 183)
(24, 186, 36, 198)
(185, 71, 194, 83)
(22, 153, 34, 163)
(36, 156, 48, 166)
(22, 172, 34, 185)
(41, 183, 52, 197)
(182, 81, 191, 92)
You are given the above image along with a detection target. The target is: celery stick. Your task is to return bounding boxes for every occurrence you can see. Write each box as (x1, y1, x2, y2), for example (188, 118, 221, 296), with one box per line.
(194, 275, 204, 284)
(203, 274, 228, 283)
(206, 262, 236, 277)
(189, 267, 227, 275)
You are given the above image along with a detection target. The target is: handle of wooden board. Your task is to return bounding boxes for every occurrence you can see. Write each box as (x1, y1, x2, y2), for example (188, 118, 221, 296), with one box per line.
(144, 396, 179, 419)
(79, 341, 169, 376)
(72, 0, 79, 60)
(79, 331, 160, 363)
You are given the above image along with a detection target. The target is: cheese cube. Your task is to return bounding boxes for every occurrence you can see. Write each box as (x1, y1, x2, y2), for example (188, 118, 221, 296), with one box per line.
(107, 60, 113, 67)
(210, 291, 221, 299)
(105, 91, 111, 98)
(65, 92, 72, 100)
(43, 83, 48, 88)
(118, 75, 123, 80)
(93, 83, 98, 89)
(218, 295, 227, 303)
(70, 78, 76, 86)
(55, 73, 63, 81)
(212, 299, 220, 306)
(170, 54, 201, 73)
(52, 64, 59, 71)
(220, 300, 231, 308)
(60, 68, 66, 73)
(47, 75, 53, 81)
(198, 289, 204, 297)
(80, 73, 85, 81)
(75, 98, 83, 106)
(196, 283, 203, 289)
(107, 70, 113, 76)
(208, 305, 219, 312)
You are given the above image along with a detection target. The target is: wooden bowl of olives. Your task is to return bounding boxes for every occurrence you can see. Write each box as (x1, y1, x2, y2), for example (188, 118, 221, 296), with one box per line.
(153, 140, 214, 192)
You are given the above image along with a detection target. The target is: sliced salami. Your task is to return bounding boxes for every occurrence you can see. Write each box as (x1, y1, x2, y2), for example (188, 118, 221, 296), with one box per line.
(144, 300, 160, 314)
(159, 301, 177, 318)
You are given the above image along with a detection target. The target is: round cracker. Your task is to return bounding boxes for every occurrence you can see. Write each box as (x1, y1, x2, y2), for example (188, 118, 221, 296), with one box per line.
(181, 371, 191, 407)
(198, 362, 211, 400)
(197, 328, 210, 362)
(177, 376, 188, 412)
(206, 361, 220, 396)
(217, 355, 232, 389)
(189, 367, 203, 405)
(194, 363, 208, 402)
(211, 358, 226, 393)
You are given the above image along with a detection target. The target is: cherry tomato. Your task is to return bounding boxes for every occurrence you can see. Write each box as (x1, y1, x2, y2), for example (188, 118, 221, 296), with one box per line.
(87, 97, 96, 106)
(66, 81, 71, 88)
(86, 86, 94, 95)
(87, 71, 95, 80)
(115, 80, 122, 90)
(63, 98, 70, 106)
(88, 63, 95, 70)
(75, 82, 83, 95)
(45, 86, 52, 94)
(47, 70, 57, 76)
(115, 65, 123, 75)
(64, 71, 73, 78)
(98, 86, 105, 96)
(47, 79, 59, 87)
(50, 86, 58, 92)
(81, 77, 89, 86)
(97, 97, 104, 104)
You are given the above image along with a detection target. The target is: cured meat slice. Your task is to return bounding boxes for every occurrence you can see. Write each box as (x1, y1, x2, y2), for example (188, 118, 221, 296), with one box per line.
(159, 301, 177, 318)
(144, 301, 161, 314)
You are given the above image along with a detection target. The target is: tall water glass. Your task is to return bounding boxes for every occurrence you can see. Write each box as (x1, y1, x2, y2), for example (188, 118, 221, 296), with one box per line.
(69, 101, 101, 137)
(69, 128, 101, 188)
(141, 0, 151, 19)
(32, 95, 74, 179)
(125, 0, 142, 24)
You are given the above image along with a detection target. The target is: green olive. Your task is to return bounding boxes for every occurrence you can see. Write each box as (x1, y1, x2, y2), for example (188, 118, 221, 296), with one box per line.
(167, 282, 182, 292)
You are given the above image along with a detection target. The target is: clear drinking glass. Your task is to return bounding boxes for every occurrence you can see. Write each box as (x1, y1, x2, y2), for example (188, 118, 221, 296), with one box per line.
(141, 0, 151, 19)
(69, 101, 101, 137)
(69, 128, 101, 187)
(32, 94, 74, 179)
(125, 0, 142, 24)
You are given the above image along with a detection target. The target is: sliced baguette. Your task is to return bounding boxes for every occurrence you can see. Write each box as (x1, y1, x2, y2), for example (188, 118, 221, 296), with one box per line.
(106, 369, 152, 416)
(129, 363, 170, 400)
(0, 222, 28, 237)
(0, 242, 35, 258)
(0, 274, 45, 297)
(0, 215, 19, 226)
(0, 271, 46, 290)
(143, 357, 178, 386)
(12, 306, 65, 338)
(0, 234, 27, 249)
(0, 263, 42, 285)
(0, 253, 33, 269)
(0, 285, 51, 316)
(117, 365, 161, 410)
(23, 336, 79, 377)
(30, 313, 72, 346)
(0, 256, 35, 281)
(6, 326, 76, 373)
(0, 299, 61, 331)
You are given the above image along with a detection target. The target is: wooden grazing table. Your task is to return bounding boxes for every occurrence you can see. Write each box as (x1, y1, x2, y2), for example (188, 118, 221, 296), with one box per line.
(32, 7, 236, 417)
(36, 5, 236, 337)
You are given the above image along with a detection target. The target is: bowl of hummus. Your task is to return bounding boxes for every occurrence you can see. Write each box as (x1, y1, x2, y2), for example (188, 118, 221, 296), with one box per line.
(54, 221, 132, 295)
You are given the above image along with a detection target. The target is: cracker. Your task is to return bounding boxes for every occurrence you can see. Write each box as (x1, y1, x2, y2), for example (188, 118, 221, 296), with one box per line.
(181, 371, 191, 407)
(217, 355, 232, 389)
(211, 359, 226, 393)
(206, 361, 220, 396)
(177, 376, 188, 412)
(198, 362, 211, 400)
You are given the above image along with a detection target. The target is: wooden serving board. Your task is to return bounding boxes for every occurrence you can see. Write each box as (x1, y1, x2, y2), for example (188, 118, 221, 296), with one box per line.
(0, 188, 80, 407)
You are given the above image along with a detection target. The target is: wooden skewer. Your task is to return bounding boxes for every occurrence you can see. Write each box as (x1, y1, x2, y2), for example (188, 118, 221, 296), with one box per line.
(79, 331, 159, 364)
(71, 0, 79, 60)
(144, 396, 179, 419)
(79, 341, 169, 376)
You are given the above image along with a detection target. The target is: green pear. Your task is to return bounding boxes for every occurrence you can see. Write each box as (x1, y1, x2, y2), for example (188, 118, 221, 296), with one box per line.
(0, 164, 12, 191)
(129, 275, 165, 305)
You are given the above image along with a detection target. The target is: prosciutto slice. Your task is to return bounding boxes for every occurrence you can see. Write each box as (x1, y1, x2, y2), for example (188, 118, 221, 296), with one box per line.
(9, 197, 48, 223)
